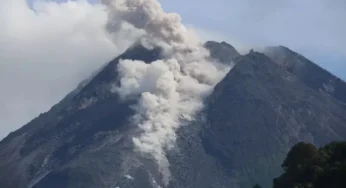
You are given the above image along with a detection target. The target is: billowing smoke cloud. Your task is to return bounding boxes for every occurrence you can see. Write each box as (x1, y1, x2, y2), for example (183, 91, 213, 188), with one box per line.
(102, 0, 230, 185)
(102, 0, 200, 49)
(0, 0, 119, 139)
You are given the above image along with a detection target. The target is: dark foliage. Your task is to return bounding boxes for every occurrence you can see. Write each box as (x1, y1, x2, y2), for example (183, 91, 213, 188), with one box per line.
(253, 184, 263, 188)
(273, 141, 346, 188)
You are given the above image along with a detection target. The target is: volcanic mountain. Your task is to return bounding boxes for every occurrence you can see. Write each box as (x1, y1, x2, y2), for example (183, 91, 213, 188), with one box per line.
(0, 41, 345, 188)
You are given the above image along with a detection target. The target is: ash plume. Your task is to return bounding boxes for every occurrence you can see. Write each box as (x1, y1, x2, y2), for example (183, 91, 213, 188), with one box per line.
(102, 0, 231, 185)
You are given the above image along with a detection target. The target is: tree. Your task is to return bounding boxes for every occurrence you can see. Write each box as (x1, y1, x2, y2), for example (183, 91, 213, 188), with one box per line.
(282, 142, 319, 170)
(273, 141, 346, 188)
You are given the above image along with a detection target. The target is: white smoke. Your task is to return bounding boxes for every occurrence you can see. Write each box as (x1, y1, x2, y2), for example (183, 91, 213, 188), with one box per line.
(102, 0, 200, 48)
(103, 0, 230, 185)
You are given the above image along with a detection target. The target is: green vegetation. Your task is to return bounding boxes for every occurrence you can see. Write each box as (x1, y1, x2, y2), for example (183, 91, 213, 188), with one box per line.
(254, 141, 346, 188)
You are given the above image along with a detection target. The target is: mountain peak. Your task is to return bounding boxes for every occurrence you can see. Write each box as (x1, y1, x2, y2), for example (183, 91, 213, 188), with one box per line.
(263, 46, 346, 104)
(263, 45, 297, 63)
(204, 41, 240, 64)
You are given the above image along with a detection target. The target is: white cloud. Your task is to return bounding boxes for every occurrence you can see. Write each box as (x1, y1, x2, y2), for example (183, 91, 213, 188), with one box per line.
(0, 0, 119, 139)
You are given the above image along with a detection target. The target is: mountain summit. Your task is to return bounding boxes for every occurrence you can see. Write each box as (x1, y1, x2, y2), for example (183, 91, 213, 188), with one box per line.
(264, 46, 346, 104)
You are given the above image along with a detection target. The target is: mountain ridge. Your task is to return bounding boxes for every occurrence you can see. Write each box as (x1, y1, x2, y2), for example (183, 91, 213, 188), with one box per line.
(264, 46, 346, 104)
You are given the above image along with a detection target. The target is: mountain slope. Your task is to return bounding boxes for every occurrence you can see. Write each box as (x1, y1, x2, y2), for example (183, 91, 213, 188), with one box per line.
(0, 42, 345, 188)
(0, 41, 239, 188)
(0, 44, 163, 188)
(201, 51, 346, 187)
(264, 46, 346, 104)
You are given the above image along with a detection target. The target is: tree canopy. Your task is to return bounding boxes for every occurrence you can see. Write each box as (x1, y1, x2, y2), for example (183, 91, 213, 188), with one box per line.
(273, 141, 346, 188)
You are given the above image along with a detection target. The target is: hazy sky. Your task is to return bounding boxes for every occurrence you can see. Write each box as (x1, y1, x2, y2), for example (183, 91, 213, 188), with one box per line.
(158, 0, 346, 79)
(0, 0, 345, 139)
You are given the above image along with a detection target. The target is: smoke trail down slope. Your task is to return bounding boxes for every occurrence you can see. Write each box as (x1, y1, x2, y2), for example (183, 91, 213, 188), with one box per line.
(102, 0, 230, 185)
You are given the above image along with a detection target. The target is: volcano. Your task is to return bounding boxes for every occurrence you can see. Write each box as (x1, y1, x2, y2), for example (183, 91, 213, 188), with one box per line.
(0, 41, 346, 188)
